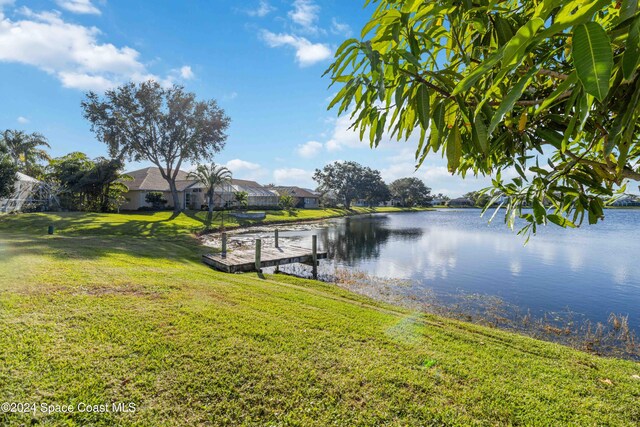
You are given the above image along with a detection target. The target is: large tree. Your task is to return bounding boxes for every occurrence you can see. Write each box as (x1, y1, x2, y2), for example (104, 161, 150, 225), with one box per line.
(361, 168, 391, 206)
(1, 129, 50, 178)
(326, 0, 640, 234)
(313, 161, 387, 208)
(47, 152, 129, 212)
(463, 191, 493, 208)
(82, 80, 230, 212)
(389, 177, 431, 207)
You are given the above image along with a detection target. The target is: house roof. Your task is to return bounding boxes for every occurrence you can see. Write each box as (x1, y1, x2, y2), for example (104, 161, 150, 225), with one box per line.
(16, 172, 39, 183)
(273, 186, 319, 198)
(124, 167, 191, 192)
(124, 167, 269, 192)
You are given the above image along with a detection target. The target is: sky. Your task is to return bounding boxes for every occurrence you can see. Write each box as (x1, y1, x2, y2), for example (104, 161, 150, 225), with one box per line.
(0, 0, 501, 197)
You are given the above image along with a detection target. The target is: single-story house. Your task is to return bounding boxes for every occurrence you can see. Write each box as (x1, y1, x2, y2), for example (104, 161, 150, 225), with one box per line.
(610, 195, 640, 207)
(272, 186, 320, 208)
(447, 197, 474, 207)
(121, 167, 279, 210)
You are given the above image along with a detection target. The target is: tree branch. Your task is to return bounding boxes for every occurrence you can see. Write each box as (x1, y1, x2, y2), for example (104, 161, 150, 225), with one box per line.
(564, 150, 640, 182)
(538, 69, 569, 80)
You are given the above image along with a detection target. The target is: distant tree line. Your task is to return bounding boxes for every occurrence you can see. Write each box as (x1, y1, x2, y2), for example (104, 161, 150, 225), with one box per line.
(313, 161, 437, 209)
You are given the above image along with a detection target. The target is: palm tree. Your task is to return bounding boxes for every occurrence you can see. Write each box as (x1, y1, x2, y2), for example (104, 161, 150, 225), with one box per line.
(234, 191, 248, 211)
(1, 130, 50, 176)
(188, 163, 232, 218)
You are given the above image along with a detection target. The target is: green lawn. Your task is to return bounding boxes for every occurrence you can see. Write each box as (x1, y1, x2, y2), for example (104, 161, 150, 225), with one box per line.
(3, 207, 428, 237)
(0, 211, 639, 426)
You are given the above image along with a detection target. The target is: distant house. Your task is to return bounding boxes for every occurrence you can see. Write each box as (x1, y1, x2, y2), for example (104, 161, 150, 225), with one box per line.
(121, 167, 279, 210)
(273, 186, 320, 208)
(610, 195, 640, 207)
(354, 199, 395, 207)
(447, 197, 474, 207)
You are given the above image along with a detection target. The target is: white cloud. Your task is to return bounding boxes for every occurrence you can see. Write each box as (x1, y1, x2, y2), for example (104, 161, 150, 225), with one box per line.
(261, 30, 331, 66)
(226, 159, 262, 172)
(246, 0, 275, 17)
(17, 116, 29, 124)
(0, 7, 172, 91)
(223, 91, 238, 100)
(179, 65, 194, 79)
(330, 18, 351, 37)
(225, 159, 268, 181)
(0, 0, 15, 9)
(325, 114, 370, 151)
(296, 140, 323, 158)
(273, 168, 314, 186)
(55, 0, 101, 15)
(288, 0, 320, 32)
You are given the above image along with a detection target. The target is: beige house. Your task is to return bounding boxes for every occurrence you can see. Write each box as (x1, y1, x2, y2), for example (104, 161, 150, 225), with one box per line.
(121, 167, 279, 210)
(272, 186, 320, 208)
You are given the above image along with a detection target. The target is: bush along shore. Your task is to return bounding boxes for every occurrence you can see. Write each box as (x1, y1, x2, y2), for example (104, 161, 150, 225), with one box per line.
(1, 211, 640, 426)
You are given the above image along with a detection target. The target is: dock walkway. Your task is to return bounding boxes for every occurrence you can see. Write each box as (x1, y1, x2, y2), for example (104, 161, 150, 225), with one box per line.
(202, 245, 328, 273)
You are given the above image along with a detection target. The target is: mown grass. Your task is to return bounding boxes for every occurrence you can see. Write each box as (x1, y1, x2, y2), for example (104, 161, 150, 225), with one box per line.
(0, 212, 639, 426)
(3, 207, 428, 237)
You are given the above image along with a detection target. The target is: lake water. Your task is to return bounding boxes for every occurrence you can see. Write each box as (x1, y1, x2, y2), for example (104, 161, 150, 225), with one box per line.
(249, 209, 640, 333)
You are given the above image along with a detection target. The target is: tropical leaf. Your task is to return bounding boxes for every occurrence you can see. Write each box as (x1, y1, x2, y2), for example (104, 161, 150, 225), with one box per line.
(488, 66, 539, 135)
(446, 125, 462, 172)
(622, 15, 640, 80)
(572, 22, 613, 102)
(501, 18, 545, 67)
(415, 85, 430, 129)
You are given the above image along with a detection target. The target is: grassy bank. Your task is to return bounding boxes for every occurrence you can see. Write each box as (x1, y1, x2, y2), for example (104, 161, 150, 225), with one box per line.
(4, 207, 429, 237)
(0, 212, 639, 426)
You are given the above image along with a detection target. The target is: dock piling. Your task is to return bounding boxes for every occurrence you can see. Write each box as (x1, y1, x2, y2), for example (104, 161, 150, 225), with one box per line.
(255, 238, 262, 273)
(221, 232, 227, 257)
(275, 229, 279, 248)
(312, 235, 318, 279)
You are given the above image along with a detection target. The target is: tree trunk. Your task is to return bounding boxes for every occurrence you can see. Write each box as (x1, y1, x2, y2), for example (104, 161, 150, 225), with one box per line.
(169, 180, 181, 212)
(344, 197, 351, 209)
(208, 189, 214, 215)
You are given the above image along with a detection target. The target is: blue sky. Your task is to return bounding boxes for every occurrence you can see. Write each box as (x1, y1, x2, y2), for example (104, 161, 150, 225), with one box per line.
(0, 0, 494, 196)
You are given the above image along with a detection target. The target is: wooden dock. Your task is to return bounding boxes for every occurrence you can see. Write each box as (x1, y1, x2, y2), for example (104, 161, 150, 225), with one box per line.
(202, 245, 328, 273)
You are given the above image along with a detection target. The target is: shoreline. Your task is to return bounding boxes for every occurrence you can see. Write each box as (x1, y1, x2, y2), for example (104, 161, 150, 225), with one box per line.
(196, 206, 432, 237)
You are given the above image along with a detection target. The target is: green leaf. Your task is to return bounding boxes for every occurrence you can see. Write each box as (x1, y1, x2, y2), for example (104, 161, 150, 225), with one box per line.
(620, 0, 638, 22)
(622, 15, 640, 80)
(572, 22, 613, 102)
(361, 19, 379, 39)
(488, 66, 539, 135)
(532, 199, 546, 224)
(493, 16, 514, 46)
(446, 125, 462, 172)
(535, 128, 563, 149)
(547, 214, 577, 228)
(415, 85, 430, 129)
(502, 18, 545, 67)
(473, 116, 488, 154)
(451, 51, 504, 96)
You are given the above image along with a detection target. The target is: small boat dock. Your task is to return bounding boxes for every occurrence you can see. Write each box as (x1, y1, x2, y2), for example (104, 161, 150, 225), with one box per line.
(202, 231, 327, 276)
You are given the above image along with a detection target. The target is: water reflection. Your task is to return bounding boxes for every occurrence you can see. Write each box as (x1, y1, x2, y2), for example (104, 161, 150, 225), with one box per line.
(316, 216, 423, 264)
(278, 210, 640, 332)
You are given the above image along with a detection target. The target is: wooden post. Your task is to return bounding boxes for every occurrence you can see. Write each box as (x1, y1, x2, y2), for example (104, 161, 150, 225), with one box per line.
(275, 228, 279, 248)
(312, 235, 318, 279)
(221, 232, 227, 257)
(255, 238, 262, 272)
